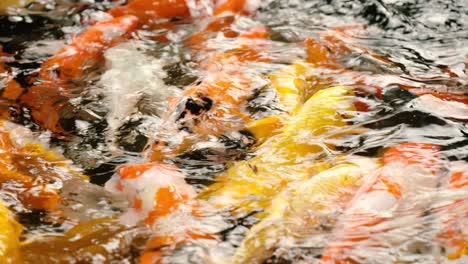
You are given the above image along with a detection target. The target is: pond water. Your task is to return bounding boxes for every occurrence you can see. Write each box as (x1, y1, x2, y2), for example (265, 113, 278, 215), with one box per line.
(0, 0, 466, 263)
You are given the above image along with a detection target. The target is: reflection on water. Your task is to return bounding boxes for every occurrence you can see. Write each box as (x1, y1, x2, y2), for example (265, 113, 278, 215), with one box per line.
(0, 0, 467, 263)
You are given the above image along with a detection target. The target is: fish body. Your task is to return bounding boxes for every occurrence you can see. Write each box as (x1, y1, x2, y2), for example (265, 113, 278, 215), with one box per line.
(147, 27, 270, 161)
(108, 0, 191, 24)
(320, 143, 443, 263)
(0, 47, 23, 108)
(0, 120, 86, 212)
(105, 163, 219, 263)
(231, 157, 380, 264)
(199, 86, 355, 214)
(20, 15, 139, 133)
(108, 0, 254, 24)
(0, 0, 33, 15)
(0, 200, 22, 264)
(20, 217, 150, 263)
(268, 61, 312, 115)
(105, 163, 197, 225)
(435, 161, 468, 260)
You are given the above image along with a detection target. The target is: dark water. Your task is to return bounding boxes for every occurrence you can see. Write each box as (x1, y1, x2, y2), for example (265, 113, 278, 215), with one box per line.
(0, 0, 467, 263)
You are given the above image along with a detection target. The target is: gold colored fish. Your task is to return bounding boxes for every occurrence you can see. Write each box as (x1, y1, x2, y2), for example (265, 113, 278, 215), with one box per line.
(199, 86, 355, 214)
(0, 201, 22, 264)
(231, 158, 380, 264)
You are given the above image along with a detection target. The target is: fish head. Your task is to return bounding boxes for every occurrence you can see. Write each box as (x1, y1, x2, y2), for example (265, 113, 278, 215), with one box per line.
(105, 163, 196, 225)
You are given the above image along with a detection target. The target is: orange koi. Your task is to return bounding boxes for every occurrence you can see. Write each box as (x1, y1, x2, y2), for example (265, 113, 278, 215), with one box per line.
(407, 88, 468, 105)
(320, 142, 442, 264)
(341, 70, 468, 105)
(0, 121, 85, 212)
(148, 27, 270, 161)
(435, 161, 468, 260)
(105, 163, 218, 264)
(38, 15, 139, 82)
(305, 24, 367, 68)
(20, 15, 139, 133)
(0, 47, 23, 103)
(18, 0, 262, 134)
(214, 0, 249, 16)
(107, 0, 254, 24)
(108, 0, 191, 25)
(0, 128, 60, 212)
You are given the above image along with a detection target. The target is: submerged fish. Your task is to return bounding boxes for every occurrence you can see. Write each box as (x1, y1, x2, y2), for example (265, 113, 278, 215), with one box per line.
(435, 161, 468, 261)
(199, 86, 356, 214)
(20, 217, 150, 263)
(0, 120, 86, 214)
(0, 47, 23, 108)
(320, 143, 443, 264)
(146, 26, 271, 161)
(0, 0, 33, 15)
(0, 200, 22, 264)
(20, 15, 139, 133)
(231, 157, 380, 264)
(15, 0, 262, 136)
(108, 0, 257, 24)
(106, 163, 224, 264)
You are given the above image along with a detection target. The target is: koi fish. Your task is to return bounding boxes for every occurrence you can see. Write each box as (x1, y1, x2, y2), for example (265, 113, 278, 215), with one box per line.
(0, 47, 23, 106)
(248, 26, 375, 142)
(409, 93, 468, 120)
(0, 120, 84, 212)
(149, 24, 369, 160)
(0, 0, 33, 15)
(231, 157, 380, 264)
(213, 0, 255, 16)
(18, 1, 261, 135)
(408, 88, 468, 105)
(198, 86, 356, 214)
(349, 72, 468, 105)
(20, 217, 151, 263)
(108, 0, 191, 25)
(435, 161, 468, 260)
(19, 15, 139, 133)
(320, 142, 443, 264)
(147, 27, 271, 161)
(0, 200, 22, 264)
(108, 0, 255, 24)
(105, 163, 197, 225)
(267, 61, 312, 115)
(105, 163, 220, 263)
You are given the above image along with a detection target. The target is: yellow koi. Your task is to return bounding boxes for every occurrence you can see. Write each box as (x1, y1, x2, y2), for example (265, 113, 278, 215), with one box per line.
(0, 200, 22, 264)
(199, 86, 355, 214)
(231, 157, 380, 264)
(247, 61, 313, 142)
(0, 0, 33, 15)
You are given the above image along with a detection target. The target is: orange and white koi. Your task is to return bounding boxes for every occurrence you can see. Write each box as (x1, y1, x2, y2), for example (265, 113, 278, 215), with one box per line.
(0, 120, 85, 213)
(434, 161, 468, 260)
(105, 163, 197, 225)
(17, 0, 262, 134)
(19, 15, 139, 133)
(409, 93, 468, 120)
(320, 142, 443, 264)
(105, 163, 220, 264)
(108, 0, 257, 25)
(147, 26, 271, 161)
(108, 0, 190, 24)
(231, 157, 380, 264)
